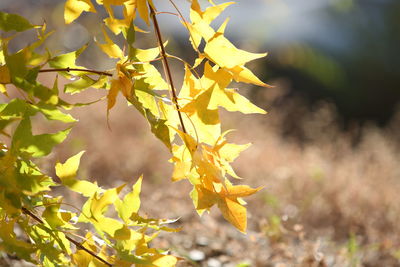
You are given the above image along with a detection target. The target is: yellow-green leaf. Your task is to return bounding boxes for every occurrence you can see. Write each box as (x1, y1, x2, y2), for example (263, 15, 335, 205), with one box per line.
(116, 176, 143, 223)
(90, 185, 125, 219)
(55, 151, 85, 180)
(12, 117, 71, 158)
(56, 151, 99, 197)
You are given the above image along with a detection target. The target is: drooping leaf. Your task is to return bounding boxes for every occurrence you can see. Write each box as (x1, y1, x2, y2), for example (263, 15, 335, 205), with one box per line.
(137, 0, 152, 25)
(217, 183, 262, 233)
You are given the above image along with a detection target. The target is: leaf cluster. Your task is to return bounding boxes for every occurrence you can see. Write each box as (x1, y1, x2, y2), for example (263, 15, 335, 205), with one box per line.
(0, 0, 269, 265)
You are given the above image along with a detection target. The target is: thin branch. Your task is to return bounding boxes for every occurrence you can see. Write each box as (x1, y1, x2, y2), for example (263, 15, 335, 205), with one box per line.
(156, 11, 179, 16)
(39, 67, 112, 77)
(167, 0, 201, 54)
(21, 207, 113, 267)
(149, 5, 187, 133)
(167, 53, 202, 81)
(130, 56, 163, 65)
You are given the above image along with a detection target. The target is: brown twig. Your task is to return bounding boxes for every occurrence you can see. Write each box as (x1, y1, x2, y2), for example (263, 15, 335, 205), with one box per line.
(39, 67, 112, 77)
(149, 5, 187, 134)
(21, 207, 113, 266)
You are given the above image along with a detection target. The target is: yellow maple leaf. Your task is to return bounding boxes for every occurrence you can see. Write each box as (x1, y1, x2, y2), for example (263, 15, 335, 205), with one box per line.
(188, 0, 272, 87)
(180, 89, 221, 145)
(64, 0, 96, 24)
(90, 185, 125, 220)
(219, 182, 262, 232)
(55, 151, 100, 197)
(97, 26, 124, 59)
(171, 128, 261, 232)
(188, 0, 234, 48)
(107, 62, 143, 118)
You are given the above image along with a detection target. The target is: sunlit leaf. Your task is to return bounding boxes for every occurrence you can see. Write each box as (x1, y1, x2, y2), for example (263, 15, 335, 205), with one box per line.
(90, 185, 125, 220)
(12, 117, 71, 158)
(55, 151, 100, 197)
(64, 0, 96, 24)
(97, 26, 124, 58)
(116, 176, 143, 223)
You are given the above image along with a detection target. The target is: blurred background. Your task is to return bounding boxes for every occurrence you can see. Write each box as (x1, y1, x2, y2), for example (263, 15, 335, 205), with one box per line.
(2, 0, 400, 266)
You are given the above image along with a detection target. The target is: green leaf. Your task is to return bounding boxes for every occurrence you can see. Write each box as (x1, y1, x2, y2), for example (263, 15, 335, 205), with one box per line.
(64, 75, 107, 94)
(0, 98, 36, 120)
(35, 103, 76, 123)
(48, 45, 87, 77)
(0, 11, 34, 32)
(128, 95, 172, 150)
(12, 117, 71, 157)
(16, 160, 55, 194)
(147, 111, 172, 151)
(4, 50, 55, 102)
(116, 176, 143, 223)
(3, 47, 28, 79)
(42, 204, 66, 229)
(124, 21, 136, 47)
(0, 99, 75, 123)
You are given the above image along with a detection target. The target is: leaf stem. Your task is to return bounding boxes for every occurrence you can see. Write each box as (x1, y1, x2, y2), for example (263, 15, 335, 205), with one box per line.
(21, 207, 113, 267)
(39, 67, 112, 77)
(149, 5, 187, 134)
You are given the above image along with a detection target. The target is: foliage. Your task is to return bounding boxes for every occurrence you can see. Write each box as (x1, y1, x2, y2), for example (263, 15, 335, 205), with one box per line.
(0, 0, 268, 265)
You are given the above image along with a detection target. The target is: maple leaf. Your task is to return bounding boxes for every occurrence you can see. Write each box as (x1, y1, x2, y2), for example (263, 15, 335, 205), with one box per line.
(188, 0, 271, 88)
(115, 175, 143, 223)
(193, 181, 262, 233)
(55, 151, 100, 197)
(97, 26, 124, 59)
(107, 62, 134, 114)
(170, 128, 262, 232)
(12, 117, 71, 158)
(177, 62, 265, 145)
(64, 0, 96, 24)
